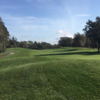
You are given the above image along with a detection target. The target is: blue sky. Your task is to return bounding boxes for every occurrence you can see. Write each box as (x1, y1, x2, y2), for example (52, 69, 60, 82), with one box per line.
(0, 0, 100, 44)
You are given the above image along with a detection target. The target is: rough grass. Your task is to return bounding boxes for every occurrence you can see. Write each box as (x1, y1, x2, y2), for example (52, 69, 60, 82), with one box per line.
(0, 47, 100, 100)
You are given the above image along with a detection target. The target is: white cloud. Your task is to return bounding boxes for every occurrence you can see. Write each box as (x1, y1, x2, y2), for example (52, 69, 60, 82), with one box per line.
(56, 30, 73, 38)
(75, 14, 92, 17)
(55, 30, 73, 44)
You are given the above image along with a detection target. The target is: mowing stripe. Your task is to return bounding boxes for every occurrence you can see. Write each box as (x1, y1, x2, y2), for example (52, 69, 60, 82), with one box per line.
(0, 60, 60, 72)
(0, 62, 46, 72)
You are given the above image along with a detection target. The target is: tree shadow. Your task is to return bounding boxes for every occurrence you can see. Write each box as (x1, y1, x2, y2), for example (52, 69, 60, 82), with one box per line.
(54, 49, 80, 52)
(36, 51, 99, 57)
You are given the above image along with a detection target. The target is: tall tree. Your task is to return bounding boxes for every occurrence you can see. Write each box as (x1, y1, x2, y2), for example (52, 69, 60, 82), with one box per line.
(0, 17, 9, 52)
(83, 17, 100, 52)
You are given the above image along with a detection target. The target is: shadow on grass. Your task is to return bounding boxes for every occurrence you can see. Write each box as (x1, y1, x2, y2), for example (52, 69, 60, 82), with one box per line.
(54, 49, 81, 52)
(36, 51, 100, 57)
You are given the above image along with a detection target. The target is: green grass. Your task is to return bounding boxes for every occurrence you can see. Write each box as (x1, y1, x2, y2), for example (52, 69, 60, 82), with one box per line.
(0, 47, 100, 100)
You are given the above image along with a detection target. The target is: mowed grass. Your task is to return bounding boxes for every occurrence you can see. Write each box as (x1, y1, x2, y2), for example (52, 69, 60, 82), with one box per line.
(0, 47, 100, 99)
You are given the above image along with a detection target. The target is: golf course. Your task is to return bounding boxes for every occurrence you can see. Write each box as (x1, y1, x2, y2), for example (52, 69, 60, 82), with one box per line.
(0, 47, 100, 100)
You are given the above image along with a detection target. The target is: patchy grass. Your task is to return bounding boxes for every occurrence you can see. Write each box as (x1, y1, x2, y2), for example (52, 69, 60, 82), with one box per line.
(0, 51, 15, 58)
(0, 47, 100, 100)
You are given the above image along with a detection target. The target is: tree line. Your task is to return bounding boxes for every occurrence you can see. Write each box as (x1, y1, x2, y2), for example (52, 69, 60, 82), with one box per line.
(1, 16, 100, 52)
(58, 33, 91, 48)
(7, 37, 59, 49)
(59, 17, 100, 52)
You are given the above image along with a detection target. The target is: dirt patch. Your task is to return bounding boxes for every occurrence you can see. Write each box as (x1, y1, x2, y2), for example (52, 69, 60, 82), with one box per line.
(10, 52, 15, 55)
(0, 51, 15, 58)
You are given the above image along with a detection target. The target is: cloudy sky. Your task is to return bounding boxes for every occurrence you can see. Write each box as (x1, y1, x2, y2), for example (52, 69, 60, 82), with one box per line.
(0, 0, 99, 44)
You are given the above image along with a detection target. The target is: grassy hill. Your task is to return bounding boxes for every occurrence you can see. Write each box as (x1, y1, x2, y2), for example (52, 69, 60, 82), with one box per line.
(0, 47, 100, 100)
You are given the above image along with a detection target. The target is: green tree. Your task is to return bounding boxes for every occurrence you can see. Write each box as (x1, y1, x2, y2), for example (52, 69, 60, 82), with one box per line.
(8, 37, 17, 48)
(27, 41, 34, 49)
(0, 17, 9, 52)
(84, 37, 92, 48)
(73, 33, 86, 47)
(19, 41, 28, 48)
(83, 17, 100, 52)
(58, 37, 73, 47)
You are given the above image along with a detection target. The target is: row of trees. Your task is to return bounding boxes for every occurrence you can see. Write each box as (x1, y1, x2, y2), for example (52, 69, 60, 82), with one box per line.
(1, 16, 100, 52)
(0, 17, 59, 52)
(59, 17, 100, 52)
(7, 37, 59, 49)
(58, 33, 97, 50)
(58, 33, 89, 48)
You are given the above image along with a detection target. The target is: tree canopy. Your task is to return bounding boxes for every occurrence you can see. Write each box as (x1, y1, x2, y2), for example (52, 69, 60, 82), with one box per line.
(58, 37, 73, 47)
(83, 17, 100, 52)
(73, 33, 86, 47)
(0, 17, 9, 52)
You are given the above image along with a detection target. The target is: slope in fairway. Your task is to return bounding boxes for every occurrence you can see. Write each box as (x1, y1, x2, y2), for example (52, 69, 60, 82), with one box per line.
(0, 47, 100, 100)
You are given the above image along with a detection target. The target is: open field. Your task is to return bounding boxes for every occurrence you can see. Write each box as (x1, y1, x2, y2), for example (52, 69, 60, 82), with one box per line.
(0, 47, 100, 100)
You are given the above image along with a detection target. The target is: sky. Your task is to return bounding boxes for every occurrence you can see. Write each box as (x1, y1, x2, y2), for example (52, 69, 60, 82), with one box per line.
(0, 0, 100, 44)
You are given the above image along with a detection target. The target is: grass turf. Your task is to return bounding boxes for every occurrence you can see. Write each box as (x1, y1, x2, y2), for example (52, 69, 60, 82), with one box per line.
(0, 47, 100, 100)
